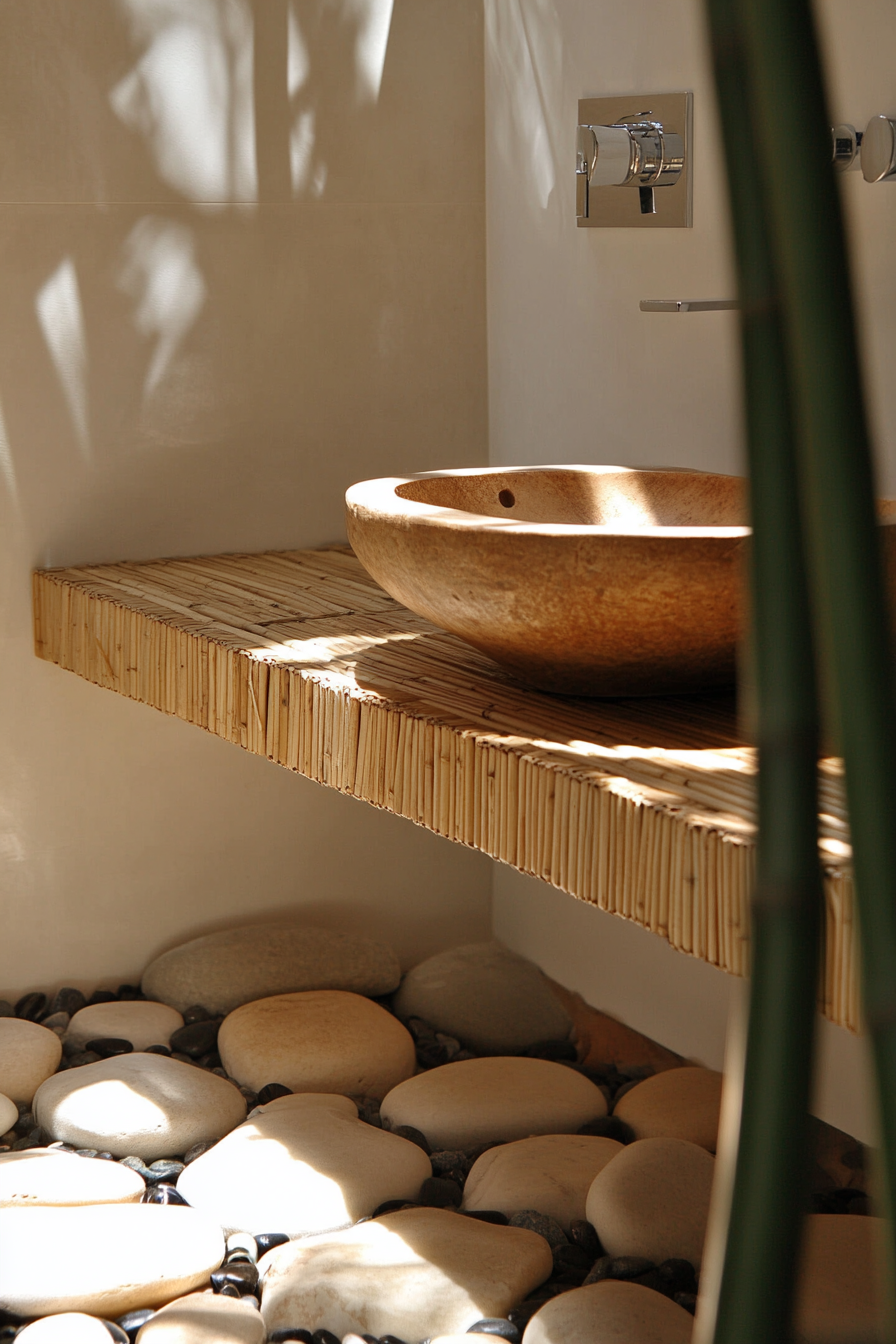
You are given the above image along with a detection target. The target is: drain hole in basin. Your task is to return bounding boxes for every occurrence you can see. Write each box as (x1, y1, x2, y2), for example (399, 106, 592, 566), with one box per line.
(498, 489, 516, 508)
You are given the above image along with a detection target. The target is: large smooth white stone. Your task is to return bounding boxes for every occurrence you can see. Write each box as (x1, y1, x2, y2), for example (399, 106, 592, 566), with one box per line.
(136, 1290, 266, 1343)
(0, 1092, 16, 1135)
(142, 923, 401, 1016)
(0, 1204, 224, 1315)
(794, 1214, 888, 1344)
(393, 943, 572, 1054)
(33, 1053, 246, 1161)
(218, 991, 415, 1100)
(65, 1002, 184, 1052)
(0, 1019, 62, 1104)
(522, 1280, 694, 1344)
(586, 1136, 714, 1269)
(16, 1314, 114, 1343)
(613, 1066, 723, 1152)
(259, 1206, 552, 1340)
(463, 1134, 623, 1230)
(0, 1147, 145, 1207)
(177, 1093, 431, 1236)
(381, 1057, 607, 1150)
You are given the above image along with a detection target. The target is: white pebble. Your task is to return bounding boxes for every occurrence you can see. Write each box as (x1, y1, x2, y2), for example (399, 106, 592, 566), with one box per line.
(65, 1002, 184, 1052)
(135, 1290, 264, 1342)
(16, 1313, 114, 1343)
(0, 1019, 62, 1104)
(0, 1091, 17, 1135)
(0, 1147, 145, 1207)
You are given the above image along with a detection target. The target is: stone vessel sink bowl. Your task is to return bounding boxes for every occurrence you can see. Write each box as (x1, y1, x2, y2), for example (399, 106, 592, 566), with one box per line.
(345, 465, 749, 697)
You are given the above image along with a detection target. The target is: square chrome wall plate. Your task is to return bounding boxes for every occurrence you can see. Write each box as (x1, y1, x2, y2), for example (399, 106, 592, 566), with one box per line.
(577, 92, 693, 228)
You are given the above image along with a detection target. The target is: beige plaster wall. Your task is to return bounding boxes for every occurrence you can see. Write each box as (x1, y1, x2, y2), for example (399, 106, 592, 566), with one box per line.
(0, 0, 492, 999)
(484, 0, 896, 1144)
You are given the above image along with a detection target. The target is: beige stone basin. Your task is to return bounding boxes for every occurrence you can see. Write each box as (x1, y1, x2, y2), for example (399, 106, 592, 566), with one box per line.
(345, 465, 748, 697)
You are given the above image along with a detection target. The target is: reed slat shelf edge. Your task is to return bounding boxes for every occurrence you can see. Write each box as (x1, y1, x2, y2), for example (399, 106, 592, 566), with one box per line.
(32, 546, 859, 1032)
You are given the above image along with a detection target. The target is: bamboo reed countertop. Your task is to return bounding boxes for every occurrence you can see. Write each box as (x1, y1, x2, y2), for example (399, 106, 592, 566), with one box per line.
(32, 545, 858, 1031)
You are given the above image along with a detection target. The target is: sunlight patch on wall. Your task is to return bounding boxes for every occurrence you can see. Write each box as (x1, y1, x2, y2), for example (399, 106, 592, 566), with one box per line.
(118, 217, 207, 398)
(111, 0, 256, 203)
(485, 0, 561, 211)
(352, 0, 394, 103)
(35, 259, 91, 460)
(0, 399, 18, 510)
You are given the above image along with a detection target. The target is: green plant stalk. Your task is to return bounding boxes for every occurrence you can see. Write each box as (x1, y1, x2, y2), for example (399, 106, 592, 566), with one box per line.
(737, 0, 896, 1270)
(701, 2, 823, 1340)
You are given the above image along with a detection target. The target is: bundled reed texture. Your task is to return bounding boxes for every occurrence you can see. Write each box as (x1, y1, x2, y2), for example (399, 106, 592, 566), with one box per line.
(33, 546, 857, 1029)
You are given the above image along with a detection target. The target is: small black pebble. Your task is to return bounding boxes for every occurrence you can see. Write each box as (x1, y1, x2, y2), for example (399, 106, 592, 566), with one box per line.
(144, 1044, 171, 1056)
(94, 1151, 116, 1161)
(392, 1125, 431, 1154)
(183, 1139, 216, 1165)
(459, 1209, 510, 1225)
(0, 1329, 19, 1343)
(373, 1199, 421, 1217)
(13, 1110, 35, 1136)
(198, 1051, 222, 1070)
(69, 1050, 102, 1067)
(15, 991, 46, 1021)
(675, 1292, 698, 1315)
(116, 1309, 156, 1341)
(576, 1115, 635, 1144)
(211, 1261, 259, 1294)
(88, 989, 118, 1005)
(0, 1001, 12, 1018)
(466, 1320, 520, 1342)
(169, 1020, 220, 1059)
(85, 1038, 134, 1058)
(52, 987, 87, 1017)
(419, 1176, 462, 1208)
(218, 1283, 241, 1298)
(507, 1301, 547, 1330)
(269, 1331, 314, 1343)
(145, 1160, 184, 1184)
(311, 1330, 341, 1344)
(657, 1259, 698, 1297)
(141, 1183, 189, 1206)
(569, 1218, 603, 1258)
(100, 1321, 130, 1343)
(118, 984, 143, 999)
(552, 1242, 594, 1279)
(256, 1082, 293, 1105)
(522, 1039, 578, 1062)
(182, 1004, 213, 1024)
(254, 1231, 290, 1254)
(380, 1336, 410, 1344)
(584, 1254, 656, 1286)
(76, 1148, 99, 1158)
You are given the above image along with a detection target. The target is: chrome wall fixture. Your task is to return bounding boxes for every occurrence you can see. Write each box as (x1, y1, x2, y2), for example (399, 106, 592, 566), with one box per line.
(860, 116, 896, 183)
(576, 93, 692, 228)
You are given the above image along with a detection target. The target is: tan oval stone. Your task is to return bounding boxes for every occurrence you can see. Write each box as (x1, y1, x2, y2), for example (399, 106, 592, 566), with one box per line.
(16, 1314, 114, 1343)
(0, 1019, 62, 1104)
(136, 1290, 265, 1343)
(0, 1147, 145, 1207)
(33, 1053, 246, 1161)
(586, 1136, 714, 1268)
(218, 991, 415, 1101)
(0, 1204, 224, 1315)
(463, 1134, 622, 1230)
(794, 1214, 887, 1344)
(381, 1057, 607, 1151)
(142, 923, 401, 1016)
(177, 1092, 431, 1236)
(522, 1280, 694, 1344)
(613, 1066, 722, 1152)
(65, 1002, 184, 1052)
(259, 1206, 552, 1341)
(0, 1092, 16, 1135)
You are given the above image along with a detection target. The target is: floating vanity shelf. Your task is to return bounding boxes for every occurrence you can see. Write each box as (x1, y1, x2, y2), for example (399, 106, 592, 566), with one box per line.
(32, 546, 857, 1031)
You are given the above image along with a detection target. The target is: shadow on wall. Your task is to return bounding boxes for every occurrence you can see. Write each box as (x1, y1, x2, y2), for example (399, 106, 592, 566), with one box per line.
(0, 0, 487, 565)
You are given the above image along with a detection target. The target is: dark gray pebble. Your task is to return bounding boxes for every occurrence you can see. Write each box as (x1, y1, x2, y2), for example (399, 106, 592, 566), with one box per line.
(88, 989, 118, 1005)
(170, 1052, 192, 1063)
(658, 1259, 698, 1297)
(212, 1260, 259, 1294)
(218, 1283, 240, 1298)
(52, 987, 87, 1017)
(47, 1141, 77, 1153)
(256, 1082, 293, 1106)
(576, 1115, 635, 1144)
(120, 1156, 151, 1181)
(14, 991, 46, 1021)
(198, 1051, 222, 1070)
(0, 1001, 12, 1018)
(674, 1292, 698, 1315)
(466, 1320, 519, 1342)
(419, 1176, 462, 1208)
(85, 1038, 134, 1059)
(141, 1183, 189, 1206)
(116, 1309, 156, 1341)
(522, 1039, 578, 1063)
(12, 1129, 44, 1151)
(182, 1004, 214, 1024)
(584, 1254, 656, 1286)
(183, 1139, 217, 1165)
(76, 1148, 99, 1159)
(254, 1231, 290, 1255)
(99, 1321, 129, 1343)
(392, 1125, 430, 1155)
(552, 1242, 594, 1280)
(380, 1336, 409, 1344)
(238, 1086, 258, 1107)
(144, 1159, 184, 1184)
(312, 1330, 341, 1344)
(430, 1149, 470, 1181)
(269, 1331, 314, 1343)
(169, 1020, 220, 1059)
(68, 1050, 102, 1067)
(372, 1199, 420, 1217)
(0, 1329, 18, 1343)
(350, 1096, 383, 1128)
(94, 1151, 116, 1161)
(508, 1210, 568, 1249)
(118, 985, 144, 1001)
(13, 1109, 35, 1135)
(569, 1218, 603, 1258)
(144, 1044, 171, 1057)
